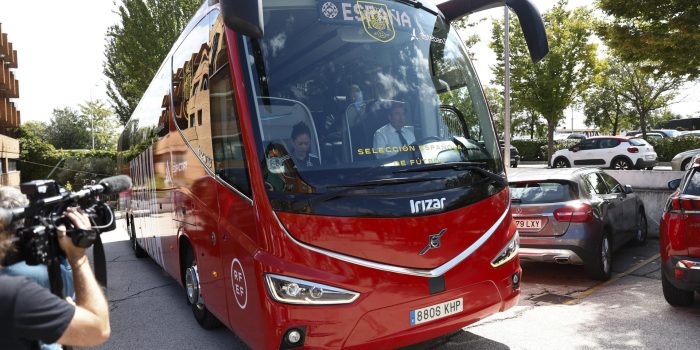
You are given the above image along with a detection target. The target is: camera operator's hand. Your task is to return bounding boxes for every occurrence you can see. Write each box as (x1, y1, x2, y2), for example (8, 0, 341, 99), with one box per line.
(57, 207, 92, 264)
(54, 206, 111, 346)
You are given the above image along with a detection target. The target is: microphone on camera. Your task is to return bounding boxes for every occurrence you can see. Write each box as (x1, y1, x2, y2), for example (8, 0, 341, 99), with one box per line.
(97, 175, 133, 194)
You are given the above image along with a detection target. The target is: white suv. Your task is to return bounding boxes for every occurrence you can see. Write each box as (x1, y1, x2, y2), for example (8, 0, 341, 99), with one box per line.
(551, 136, 657, 170)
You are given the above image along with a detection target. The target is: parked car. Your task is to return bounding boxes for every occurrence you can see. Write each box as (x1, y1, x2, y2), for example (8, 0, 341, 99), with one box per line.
(500, 142, 520, 167)
(670, 148, 700, 171)
(679, 130, 700, 137)
(643, 132, 664, 141)
(625, 129, 682, 138)
(660, 157, 700, 306)
(509, 167, 647, 280)
(550, 136, 657, 170)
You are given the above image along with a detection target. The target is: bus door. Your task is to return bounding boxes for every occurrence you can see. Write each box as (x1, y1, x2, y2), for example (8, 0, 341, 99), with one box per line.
(171, 9, 231, 324)
(208, 26, 262, 344)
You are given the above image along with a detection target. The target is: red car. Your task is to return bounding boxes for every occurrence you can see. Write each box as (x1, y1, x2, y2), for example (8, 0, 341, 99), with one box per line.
(660, 157, 700, 306)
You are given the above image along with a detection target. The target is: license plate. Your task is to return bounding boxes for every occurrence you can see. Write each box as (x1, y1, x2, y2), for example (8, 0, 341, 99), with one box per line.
(409, 298, 463, 326)
(515, 218, 542, 230)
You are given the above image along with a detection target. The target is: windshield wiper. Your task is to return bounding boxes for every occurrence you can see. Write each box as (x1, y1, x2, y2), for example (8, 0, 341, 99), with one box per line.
(394, 162, 507, 187)
(293, 177, 441, 209)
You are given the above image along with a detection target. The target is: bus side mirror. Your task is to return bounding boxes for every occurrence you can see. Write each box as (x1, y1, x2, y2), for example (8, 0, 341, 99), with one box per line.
(437, 0, 549, 63)
(219, 0, 264, 38)
(668, 179, 681, 190)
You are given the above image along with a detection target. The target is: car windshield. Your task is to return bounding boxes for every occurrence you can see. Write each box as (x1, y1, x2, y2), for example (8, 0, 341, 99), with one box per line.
(510, 181, 577, 204)
(240, 0, 503, 201)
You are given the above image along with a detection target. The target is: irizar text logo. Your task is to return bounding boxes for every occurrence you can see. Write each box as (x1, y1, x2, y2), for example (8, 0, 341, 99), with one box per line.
(410, 198, 447, 214)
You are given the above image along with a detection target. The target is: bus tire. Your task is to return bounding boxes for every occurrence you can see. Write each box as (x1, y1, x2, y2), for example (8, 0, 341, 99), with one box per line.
(183, 247, 221, 329)
(129, 215, 147, 258)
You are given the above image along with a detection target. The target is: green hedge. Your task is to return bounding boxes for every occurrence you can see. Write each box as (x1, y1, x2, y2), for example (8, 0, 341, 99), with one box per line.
(512, 139, 579, 161)
(19, 136, 117, 187)
(648, 136, 700, 162)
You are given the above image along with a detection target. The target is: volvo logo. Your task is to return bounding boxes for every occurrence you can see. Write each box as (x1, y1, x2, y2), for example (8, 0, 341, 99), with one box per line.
(419, 229, 447, 255)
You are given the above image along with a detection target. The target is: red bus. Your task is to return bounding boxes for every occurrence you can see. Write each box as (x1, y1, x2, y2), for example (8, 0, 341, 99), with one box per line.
(117, 0, 548, 348)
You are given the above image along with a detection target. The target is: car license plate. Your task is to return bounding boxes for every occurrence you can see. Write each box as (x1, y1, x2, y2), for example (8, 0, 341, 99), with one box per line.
(409, 298, 463, 326)
(515, 218, 542, 230)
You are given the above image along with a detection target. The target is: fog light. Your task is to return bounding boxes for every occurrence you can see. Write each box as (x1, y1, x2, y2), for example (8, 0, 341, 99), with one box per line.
(287, 330, 301, 344)
(512, 273, 520, 285)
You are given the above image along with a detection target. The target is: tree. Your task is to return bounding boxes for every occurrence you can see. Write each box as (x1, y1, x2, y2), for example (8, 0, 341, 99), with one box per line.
(44, 100, 118, 150)
(583, 59, 635, 135)
(46, 107, 91, 149)
(583, 57, 683, 137)
(491, 1, 598, 163)
(79, 99, 120, 150)
(615, 63, 684, 138)
(104, 0, 202, 125)
(597, 0, 700, 78)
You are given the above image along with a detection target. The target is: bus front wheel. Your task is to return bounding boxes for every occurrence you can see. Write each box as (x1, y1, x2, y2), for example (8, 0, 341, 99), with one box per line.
(183, 248, 221, 329)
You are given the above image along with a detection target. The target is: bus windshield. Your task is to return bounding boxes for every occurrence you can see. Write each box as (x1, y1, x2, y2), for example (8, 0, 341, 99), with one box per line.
(241, 0, 504, 205)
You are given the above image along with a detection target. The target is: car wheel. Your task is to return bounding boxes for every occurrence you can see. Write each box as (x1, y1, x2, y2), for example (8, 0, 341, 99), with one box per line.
(129, 215, 147, 258)
(585, 232, 612, 280)
(511, 161, 518, 168)
(611, 157, 633, 170)
(682, 158, 692, 171)
(631, 210, 647, 246)
(183, 247, 221, 329)
(662, 272, 694, 306)
(552, 157, 570, 168)
(646, 167, 654, 170)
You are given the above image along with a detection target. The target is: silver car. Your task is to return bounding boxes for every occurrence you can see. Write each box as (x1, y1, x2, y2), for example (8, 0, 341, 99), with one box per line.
(670, 148, 700, 171)
(509, 168, 647, 280)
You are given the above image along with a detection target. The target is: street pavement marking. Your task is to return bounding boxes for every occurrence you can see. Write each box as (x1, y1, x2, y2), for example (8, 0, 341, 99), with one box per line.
(564, 253, 661, 305)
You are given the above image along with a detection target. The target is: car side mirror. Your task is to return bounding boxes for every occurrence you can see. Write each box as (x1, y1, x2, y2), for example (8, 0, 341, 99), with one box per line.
(569, 146, 579, 152)
(622, 185, 634, 194)
(668, 179, 681, 190)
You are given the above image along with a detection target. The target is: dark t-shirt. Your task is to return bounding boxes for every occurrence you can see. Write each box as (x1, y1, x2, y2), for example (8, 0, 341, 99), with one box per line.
(0, 273, 75, 350)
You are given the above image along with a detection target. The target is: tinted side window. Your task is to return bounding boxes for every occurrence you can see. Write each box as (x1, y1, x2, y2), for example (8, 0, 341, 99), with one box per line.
(579, 139, 599, 150)
(599, 172, 622, 193)
(599, 139, 620, 149)
(585, 173, 609, 195)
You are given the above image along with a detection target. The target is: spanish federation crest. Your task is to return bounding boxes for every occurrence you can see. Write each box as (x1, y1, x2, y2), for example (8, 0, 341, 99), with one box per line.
(357, 1, 395, 43)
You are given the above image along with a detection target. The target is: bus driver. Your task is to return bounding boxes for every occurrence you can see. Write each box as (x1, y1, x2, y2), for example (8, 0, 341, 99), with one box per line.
(372, 102, 415, 159)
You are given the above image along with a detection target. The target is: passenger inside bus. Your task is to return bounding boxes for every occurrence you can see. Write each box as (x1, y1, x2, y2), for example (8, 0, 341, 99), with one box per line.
(290, 122, 320, 169)
(372, 101, 416, 159)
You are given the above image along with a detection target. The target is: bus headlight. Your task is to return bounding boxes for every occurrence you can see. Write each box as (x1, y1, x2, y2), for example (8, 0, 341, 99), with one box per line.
(491, 232, 519, 268)
(265, 274, 360, 305)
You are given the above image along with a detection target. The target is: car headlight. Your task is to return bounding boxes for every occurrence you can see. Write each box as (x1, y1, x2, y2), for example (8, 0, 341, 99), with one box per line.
(491, 232, 519, 268)
(265, 274, 360, 305)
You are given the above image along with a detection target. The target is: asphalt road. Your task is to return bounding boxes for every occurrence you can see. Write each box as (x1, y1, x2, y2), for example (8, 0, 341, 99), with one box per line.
(87, 221, 700, 350)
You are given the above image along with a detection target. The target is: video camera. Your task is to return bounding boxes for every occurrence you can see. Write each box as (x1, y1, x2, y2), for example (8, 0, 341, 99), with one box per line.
(0, 175, 132, 267)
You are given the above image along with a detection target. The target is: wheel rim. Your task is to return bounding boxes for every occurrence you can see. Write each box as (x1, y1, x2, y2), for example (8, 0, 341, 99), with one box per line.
(683, 161, 691, 171)
(602, 237, 611, 274)
(185, 265, 204, 309)
(637, 215, 647, 241)
(555, 159, 567, 168)
(614, 159, 629, 170)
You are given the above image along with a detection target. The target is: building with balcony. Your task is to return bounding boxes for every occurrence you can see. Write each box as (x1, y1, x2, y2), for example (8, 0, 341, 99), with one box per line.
(0, 23, 21, 186)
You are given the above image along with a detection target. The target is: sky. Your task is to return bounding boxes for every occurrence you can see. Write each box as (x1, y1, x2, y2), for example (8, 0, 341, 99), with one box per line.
(1, 0, 698, 128)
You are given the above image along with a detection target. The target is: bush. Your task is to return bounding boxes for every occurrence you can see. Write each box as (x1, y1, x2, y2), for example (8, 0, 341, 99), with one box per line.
(647, 136, 700, 162)
(512, 139, 547, 161)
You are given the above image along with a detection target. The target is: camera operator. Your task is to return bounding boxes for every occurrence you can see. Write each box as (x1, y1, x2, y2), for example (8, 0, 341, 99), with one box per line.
(0, 206, 111, 349)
